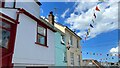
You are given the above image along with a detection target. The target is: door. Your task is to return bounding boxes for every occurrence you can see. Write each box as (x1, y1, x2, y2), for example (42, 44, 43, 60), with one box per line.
(0, 19, 17, 68)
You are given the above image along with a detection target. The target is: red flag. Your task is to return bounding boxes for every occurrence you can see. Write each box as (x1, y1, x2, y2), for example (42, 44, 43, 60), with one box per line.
(95, 6, 100, 11)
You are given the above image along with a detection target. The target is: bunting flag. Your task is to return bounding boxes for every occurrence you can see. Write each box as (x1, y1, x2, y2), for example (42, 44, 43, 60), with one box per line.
(94, 13, 96, 18)
(99, 0, 104, 2)
(87, 31, 89, 35)
(88, 28, 90, 33)
(95, 6, 100, 11)
(93, 53, 95, 55)
(107, 54, 109, 56)
(90, 24, 94, 28)
(112, 57, 114, 59)
(90, 52, 92, 55)
(92, 19, 94, 23)
(87, 52, 88, 54)
(100, 54, 102, 55)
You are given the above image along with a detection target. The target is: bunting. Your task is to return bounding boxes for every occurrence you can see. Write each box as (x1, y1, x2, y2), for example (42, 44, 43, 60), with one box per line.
(92, 19, 94, 23)
(95, 6, 100, 11)
(94, 13, 96, 18)
(90, 24, 94, 28)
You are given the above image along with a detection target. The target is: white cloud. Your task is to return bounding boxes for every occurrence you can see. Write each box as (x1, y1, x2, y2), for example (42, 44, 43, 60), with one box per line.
(61, 8, 70, 18)
(65, 2, 118, 40)
(54, 15, 58, 22)
(110, 46, 118, 56)
(110, 47, 118, 53)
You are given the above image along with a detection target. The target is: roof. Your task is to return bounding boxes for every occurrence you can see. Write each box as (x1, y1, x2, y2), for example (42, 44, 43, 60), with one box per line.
(55, 22, 82, 40)
(17, 8, 56, 32)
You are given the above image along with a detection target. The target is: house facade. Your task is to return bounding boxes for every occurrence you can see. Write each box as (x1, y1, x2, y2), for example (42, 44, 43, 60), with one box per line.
(55, 30, 67, 66)
(54, 23, 82, 66)
(0, 0, 56, 68)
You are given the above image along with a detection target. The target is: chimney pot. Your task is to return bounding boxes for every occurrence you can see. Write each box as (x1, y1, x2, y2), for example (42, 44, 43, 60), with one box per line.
(48, 11, 54, 25)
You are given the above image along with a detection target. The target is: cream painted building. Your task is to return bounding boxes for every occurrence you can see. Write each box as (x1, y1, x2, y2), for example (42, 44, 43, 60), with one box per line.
(54, 23, 82, 66)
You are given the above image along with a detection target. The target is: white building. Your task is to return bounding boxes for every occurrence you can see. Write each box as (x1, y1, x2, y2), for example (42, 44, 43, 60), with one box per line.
(0, 0, 56, 68)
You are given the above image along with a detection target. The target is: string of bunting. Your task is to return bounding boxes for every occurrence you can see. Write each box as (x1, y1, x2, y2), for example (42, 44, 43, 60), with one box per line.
(80, 51, 119, 61)
(84, 6, 101, 40)
(80, 51, 119, 57)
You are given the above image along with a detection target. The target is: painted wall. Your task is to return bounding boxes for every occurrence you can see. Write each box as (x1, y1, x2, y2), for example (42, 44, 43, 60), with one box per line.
(12, 14, 55, 66)
(55, 32, 67, 66)
(4, 0, 40, 18)
(54, 23, 65, 33)
(16, 0, 40, 18)
(0, 8, 17, 20)
(65, 30, 82, 66)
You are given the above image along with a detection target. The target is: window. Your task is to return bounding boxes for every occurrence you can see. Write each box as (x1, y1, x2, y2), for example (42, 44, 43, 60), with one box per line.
(36, 24, 47, 46)
(63, 51, 67, 62)
(69, 35, 72, 46)
(70, 52, 74, 66)
(77, 40, 79, 48)
(77, 55, 81, 66)
(0, 21, 11, 48)
(61, 35, 65, 44)
(1, 0, 16, 8)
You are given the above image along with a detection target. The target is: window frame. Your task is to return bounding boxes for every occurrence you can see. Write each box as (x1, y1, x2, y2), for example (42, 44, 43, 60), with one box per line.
(35, 23, 48, 47)
(61, 35, 65, 45)
(0, 1, 16, 8)
(70, 35, 73, 45)
(77, 40, 79, 48)
(0, 20, 11, 49)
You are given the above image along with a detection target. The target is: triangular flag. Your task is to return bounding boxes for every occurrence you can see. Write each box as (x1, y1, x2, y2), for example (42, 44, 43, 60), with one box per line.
(107, 54, 109, 56)
(88, 28, 90, 33)
(90, 24, 94, 28)
(99, 0, 104, 2)
(87, 52, 88, 54)
(94, 13, 96, 18)
(87, 31, 89, 35)
(95, 6, 100, 11)
(92, 19, 94, 23)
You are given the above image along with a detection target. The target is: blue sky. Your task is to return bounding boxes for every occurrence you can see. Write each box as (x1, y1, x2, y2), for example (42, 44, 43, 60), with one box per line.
(40, 1, 119, 62)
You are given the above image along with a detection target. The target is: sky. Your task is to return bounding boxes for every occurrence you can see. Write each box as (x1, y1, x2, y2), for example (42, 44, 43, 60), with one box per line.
(39, 0, 119, 62)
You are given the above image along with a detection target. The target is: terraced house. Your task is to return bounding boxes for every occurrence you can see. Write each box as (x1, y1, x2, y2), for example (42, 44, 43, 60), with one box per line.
(55, 22, 82, 66)
(0, 0, 56, 68)
(0, 0, 82, 68)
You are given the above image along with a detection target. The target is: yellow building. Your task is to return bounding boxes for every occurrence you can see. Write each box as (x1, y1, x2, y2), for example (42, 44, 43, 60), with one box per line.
(54, 23, 82, 66)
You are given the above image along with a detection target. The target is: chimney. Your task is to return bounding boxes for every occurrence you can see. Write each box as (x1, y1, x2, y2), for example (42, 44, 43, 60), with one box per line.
(48, 11, 54, 25)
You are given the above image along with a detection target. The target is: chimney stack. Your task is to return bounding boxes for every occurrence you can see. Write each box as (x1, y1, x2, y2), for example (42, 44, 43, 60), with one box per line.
(48, 11, 54, 25)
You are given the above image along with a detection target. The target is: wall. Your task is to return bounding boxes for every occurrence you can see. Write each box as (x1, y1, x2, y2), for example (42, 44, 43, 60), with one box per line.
(55, 32, 67, 66)
(65, 30, 82, 66)
(54, 23, 65, 33)
(12, 14, 55, 66)
(16, 0, 40, 18)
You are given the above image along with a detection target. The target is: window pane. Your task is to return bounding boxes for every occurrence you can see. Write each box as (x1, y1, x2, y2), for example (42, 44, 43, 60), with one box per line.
(0, 28, 10, 48)
(0, 21, 11, 29)
(38, 35, 45, 45)
(38, 25, 46, 36)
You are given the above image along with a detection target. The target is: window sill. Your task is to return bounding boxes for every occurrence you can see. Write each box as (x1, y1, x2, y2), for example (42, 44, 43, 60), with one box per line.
(35, 42, 48, 48)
